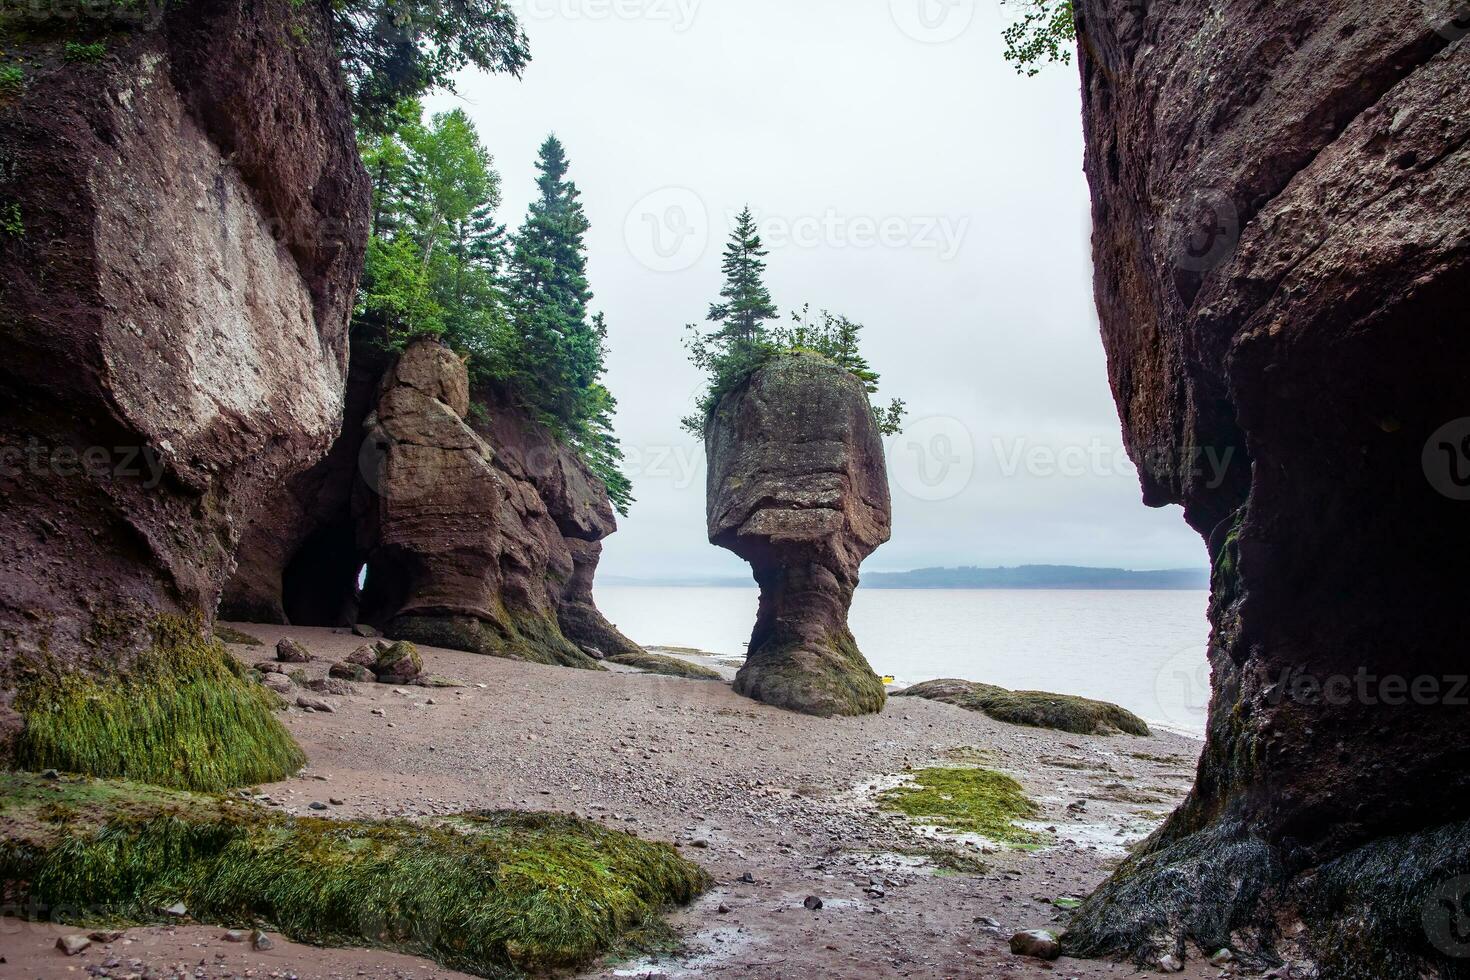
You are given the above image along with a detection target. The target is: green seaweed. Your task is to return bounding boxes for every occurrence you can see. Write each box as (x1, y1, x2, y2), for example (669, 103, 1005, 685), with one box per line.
(897, 678, 1150, 736)
(392, 609, 604, 671)
(213, 625, 264, 647)
(0, 772, 709, 979)
(607, 651, 723, 681)
(12, 616, 305, 791)
(0, 63, 22, 97)
(878, 767, 1043, 847)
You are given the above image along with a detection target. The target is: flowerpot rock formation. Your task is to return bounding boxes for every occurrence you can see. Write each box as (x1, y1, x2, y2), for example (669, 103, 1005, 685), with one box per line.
(706, 355, 891, 717)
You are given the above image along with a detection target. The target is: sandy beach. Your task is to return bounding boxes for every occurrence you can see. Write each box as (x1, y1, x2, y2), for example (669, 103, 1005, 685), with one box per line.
(3, 624, 1218, 980)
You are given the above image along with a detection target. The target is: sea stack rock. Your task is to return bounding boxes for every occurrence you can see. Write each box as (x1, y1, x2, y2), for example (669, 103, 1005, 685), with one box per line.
(1064, 2, 1470, 975)
(0, 0, 369, 730)
(354, 340, 601, 670)
(706, 355, 891, 717)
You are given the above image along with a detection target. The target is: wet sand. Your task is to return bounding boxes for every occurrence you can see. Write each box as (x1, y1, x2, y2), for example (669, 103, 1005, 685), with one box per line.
(4, 623, 1218, 980)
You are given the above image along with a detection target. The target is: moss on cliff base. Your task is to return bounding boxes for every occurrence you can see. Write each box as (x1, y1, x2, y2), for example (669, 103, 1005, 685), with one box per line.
(734, 630, 886, 718)
(607, 651, 723, 681)
(0, 772, 709, 979)
(391, 611, 603, 671)
(12, 617, 305, 791)
(896, 678, 1150, 736)
(878, 766, 1042, 847)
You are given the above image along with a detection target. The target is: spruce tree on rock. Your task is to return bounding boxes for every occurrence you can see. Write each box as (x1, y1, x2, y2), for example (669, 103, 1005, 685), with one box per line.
(709, 206, 779, 352)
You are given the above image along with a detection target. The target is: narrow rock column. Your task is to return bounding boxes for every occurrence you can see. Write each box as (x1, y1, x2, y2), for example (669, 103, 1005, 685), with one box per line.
(706, 355, 891, 717)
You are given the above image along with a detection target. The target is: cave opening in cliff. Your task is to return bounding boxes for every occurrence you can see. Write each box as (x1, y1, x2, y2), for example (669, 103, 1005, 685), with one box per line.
(281, 521, 360, 627)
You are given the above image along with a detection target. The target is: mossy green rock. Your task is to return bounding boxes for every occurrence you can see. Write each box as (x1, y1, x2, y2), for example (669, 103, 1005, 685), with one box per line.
(879, 766, 1042, 847)
(607, 651, 724, 681)
(11, 617, 305, 791)
(392, 614, 603, 671)
(896, 678, 1150, 737)
(0, 772, 709, 979)
(373, 640, 423, 681)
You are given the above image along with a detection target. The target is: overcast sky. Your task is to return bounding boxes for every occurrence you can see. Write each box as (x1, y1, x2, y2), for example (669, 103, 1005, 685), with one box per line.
(425, 0, 1207, 580)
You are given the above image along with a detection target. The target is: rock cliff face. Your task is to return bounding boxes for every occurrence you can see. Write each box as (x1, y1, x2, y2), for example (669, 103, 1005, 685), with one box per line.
(706, 356, 891, 717)
(1066, 2, 1470, 975)
(469, 382, 643, 659)
(242, 337, 633, 669)
(0, 0, 369, 734)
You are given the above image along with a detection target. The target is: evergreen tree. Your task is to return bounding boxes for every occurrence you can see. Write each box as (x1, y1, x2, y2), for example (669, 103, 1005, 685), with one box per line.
(507, 136, 632, 513)
(708, 206, 779, 351)
(682, 207, 782, 433)
(355, 116, 632, 515)
(509, 136, 594, 422)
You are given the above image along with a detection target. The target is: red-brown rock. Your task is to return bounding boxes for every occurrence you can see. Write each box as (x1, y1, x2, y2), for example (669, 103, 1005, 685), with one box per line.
(353, 340, 601, 669)
(1064, 2, 1470, 974)
(0, 0, 369, 734)
(706, 355, 891, 717)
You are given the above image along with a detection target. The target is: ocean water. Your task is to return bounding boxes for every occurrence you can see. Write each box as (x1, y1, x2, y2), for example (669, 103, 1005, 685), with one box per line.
(595, 586, 1213, 737)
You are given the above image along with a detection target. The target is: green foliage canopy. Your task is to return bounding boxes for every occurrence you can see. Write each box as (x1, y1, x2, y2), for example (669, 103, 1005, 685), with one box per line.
(357, 111, 632, 514)
(331, 0, 531, 129)
(684, 207, 907, 439)
(1000, 0, 1077, 76)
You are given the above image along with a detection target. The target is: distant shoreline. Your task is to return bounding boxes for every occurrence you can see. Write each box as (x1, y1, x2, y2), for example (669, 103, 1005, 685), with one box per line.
(604, 564, 1210, 592)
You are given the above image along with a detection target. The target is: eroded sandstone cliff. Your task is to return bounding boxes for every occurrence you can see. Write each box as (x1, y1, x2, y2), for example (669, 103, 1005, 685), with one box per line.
(1065, 2, 1470, 975)
(227, 336, 636, 669)
(0, 0, 369, 745)
(706, 355, 891, 717)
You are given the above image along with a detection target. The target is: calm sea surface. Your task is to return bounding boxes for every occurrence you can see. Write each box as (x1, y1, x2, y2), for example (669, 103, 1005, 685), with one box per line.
(595, 586, 1213, 737)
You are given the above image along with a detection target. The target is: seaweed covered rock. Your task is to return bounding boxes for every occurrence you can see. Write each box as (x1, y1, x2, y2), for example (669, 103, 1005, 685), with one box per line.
(0, 772, 709, 977)
(1065, 2, 1470, 974)
(0, 0, 368, 754)
(372, 640, 423, 684)
(354, 340, 600, 669)
(11, 616, 304, 790)
(606, 650, 725, 681)
(706, 355, 891, 717)
(896, 679, 1150, 737)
